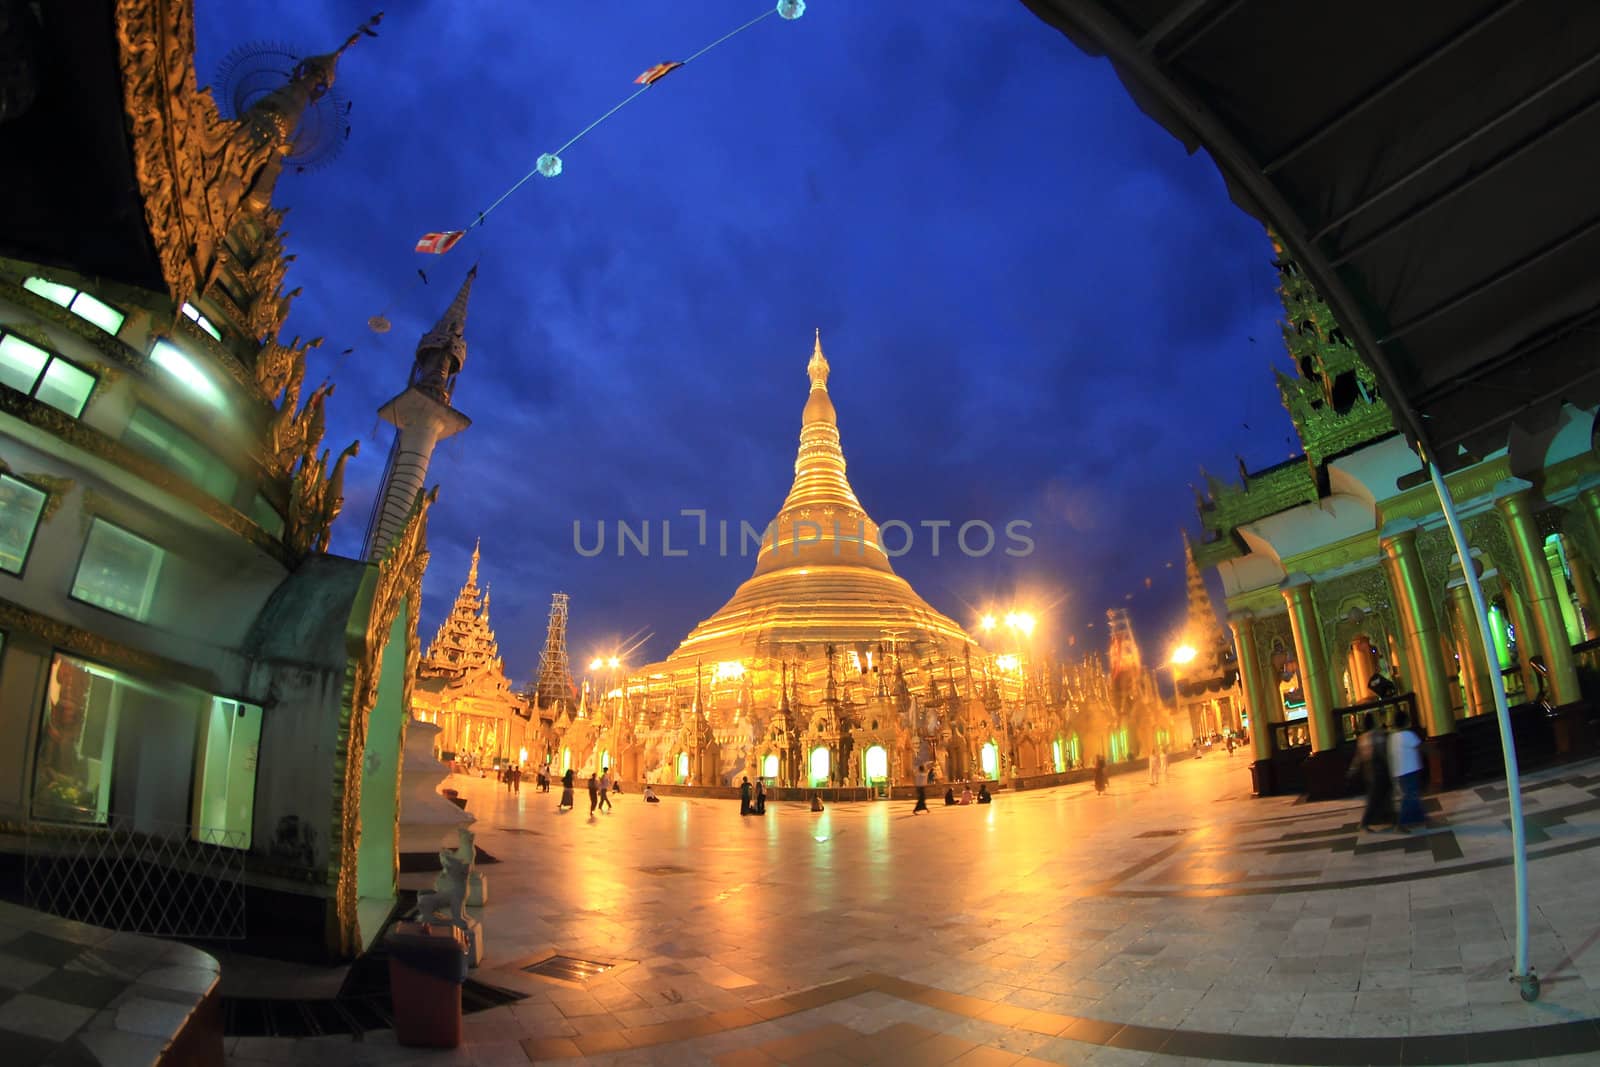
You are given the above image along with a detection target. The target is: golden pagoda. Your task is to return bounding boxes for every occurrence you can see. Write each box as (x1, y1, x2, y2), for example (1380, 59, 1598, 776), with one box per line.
(669, 331, 975, 663)
(413, 541, 530, 763)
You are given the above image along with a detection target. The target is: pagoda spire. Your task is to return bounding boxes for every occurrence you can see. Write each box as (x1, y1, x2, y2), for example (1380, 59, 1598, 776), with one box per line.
(1181, 531, 1229, 670)
(467, 538, 481, 588)
(240, 13, 384, 212)
(773, 330, 861, 517)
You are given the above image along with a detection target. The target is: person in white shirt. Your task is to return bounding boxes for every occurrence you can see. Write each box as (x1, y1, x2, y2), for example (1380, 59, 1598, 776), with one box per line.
(1387, 709, 1426, 831)
(597, 767, 613, 811)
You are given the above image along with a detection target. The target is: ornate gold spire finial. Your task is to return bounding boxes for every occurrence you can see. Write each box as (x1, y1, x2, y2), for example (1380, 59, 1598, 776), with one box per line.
(468, 537, 480, 586)
(808, 328, 829, 392)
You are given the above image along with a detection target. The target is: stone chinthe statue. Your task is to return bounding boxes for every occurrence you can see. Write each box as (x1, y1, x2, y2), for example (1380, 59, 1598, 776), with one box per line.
(413, 826, 473, 933)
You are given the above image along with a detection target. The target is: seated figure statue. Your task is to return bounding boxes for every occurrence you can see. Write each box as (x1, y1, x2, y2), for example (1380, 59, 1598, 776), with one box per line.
(413, 827, 474, 931)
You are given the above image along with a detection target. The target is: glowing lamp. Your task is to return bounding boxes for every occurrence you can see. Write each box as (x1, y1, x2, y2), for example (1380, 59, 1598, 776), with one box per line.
(149, 339, 226, 410)
(1171, 644, 1198, 666)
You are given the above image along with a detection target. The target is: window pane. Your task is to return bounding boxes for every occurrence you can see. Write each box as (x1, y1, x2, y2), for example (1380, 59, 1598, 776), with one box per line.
(0, 475, 48, 573)
(183, 303, 223, 342)
(193, 697, 259, 849)
(0, 334, 49, 394)
(149, 339, 225, 409)
(73, 519, 164, 621)
(69, 292, 126, 336)
(250, 493, 285, 538)
(23, 276, 75, 308)
(34, 359, 95, 417)
(122, 406, 236, 503)
(32, 654, 122, 824)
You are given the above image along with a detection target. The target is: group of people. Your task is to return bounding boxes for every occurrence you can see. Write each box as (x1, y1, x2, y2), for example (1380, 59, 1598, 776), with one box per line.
(738, 776, 769, 815)
(553, 766, 625, 815)
(941, 782, 992, 805)
(1350, 708, 1428, 832)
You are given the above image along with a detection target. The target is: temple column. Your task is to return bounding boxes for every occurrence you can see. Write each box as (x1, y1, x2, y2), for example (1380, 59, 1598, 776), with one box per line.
(1380, 520, 1456, 736)
(1496, 479, 1581, 706)
(1447, 577, 1496, 718)
(1575, 477, 1600, 639)
(1502, 578, 1539, 697)
(1280, 574, 1337, 752)
(1567, 544, 1600, 641)
(1348, 637, 1379, 703)
(1229, 612, 1273, 761)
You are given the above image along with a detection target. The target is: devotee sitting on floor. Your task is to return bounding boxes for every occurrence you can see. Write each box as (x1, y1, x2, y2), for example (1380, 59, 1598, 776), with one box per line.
(810, 793, 824, 812)
(944, 787, 957, 806)
(644, 785, 660, 803)
(977, 783, 992, 804)
(960, 784, 973, 805)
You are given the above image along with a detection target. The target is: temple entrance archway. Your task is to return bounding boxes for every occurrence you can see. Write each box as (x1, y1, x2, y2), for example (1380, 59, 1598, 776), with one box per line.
(561, 747, 571, 773)
(676, 751, 689, 783)
(979, 740, 998, 779)
(863, 744, 888, 784)
(355, 604, 409, 949)
(762, 752, 779, 780)
(1052, 737, 1065, 773)
(809, 746, 831, 787)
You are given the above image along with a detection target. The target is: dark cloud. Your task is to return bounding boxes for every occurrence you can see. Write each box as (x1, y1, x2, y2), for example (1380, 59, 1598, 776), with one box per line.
(196, 2, 1295, 678)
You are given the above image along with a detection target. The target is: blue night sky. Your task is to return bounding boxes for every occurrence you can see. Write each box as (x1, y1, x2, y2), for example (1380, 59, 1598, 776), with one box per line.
(196, 1, 1300, 680)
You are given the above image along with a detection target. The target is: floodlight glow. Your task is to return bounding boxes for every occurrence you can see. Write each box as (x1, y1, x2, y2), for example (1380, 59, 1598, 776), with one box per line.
(1171, 644, 1198, 666)
(149, 339, 225, 409)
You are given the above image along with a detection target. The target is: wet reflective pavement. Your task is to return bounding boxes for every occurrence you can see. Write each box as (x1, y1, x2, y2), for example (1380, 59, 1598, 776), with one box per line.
(228, 752, 1600, 1065)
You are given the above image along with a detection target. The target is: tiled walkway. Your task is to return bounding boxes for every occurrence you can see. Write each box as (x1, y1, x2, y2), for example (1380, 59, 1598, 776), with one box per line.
(228, 752, 1600, 1065)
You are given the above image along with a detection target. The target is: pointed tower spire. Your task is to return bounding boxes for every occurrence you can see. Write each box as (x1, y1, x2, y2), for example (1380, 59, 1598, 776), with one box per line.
(467, 538, 481, 587)
(410, 265, 476, 404)
(1181, 531, 1229, 672)
(240, 13, 384, 212)
(362, 265, 476, 559)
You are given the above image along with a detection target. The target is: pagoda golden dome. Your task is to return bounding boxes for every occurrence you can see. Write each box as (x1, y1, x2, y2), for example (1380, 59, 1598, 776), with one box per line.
(668, 332, 976, 663)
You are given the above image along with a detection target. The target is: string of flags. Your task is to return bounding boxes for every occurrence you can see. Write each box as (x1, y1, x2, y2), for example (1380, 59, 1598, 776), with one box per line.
(414, 0, 807, 259)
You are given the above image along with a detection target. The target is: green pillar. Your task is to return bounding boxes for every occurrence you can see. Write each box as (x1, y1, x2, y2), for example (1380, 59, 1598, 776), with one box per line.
(1229, 610, 1274, 762)
(1496, 479, 1581, 706)
(1379, 520, 1456, 736)
(1447, 577, 1495, 718)
(1280, 573, 1337, 752)
(1570, 550, 1600, 642)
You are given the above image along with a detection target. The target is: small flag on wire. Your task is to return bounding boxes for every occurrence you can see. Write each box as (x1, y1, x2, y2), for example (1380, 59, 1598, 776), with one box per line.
(635, 61, 684, 86)
(415, 230, 466, 255)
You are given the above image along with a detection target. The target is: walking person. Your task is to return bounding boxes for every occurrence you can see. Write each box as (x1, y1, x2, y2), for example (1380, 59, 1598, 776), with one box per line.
(1353, 712, 1392, 831)
(512, 764, 522, 794)
(1094, 754, 1108, 795)
(913, 762, 930, 814)
(1149, 745, 1161, 787)
(739, 776, 752, 816)
(598, 767, 613, 811)
(754, 779, 767, 815)
(558, 767, 575, 811)
(1388, 709, 1426, 831)
(587, 771, 600, 815)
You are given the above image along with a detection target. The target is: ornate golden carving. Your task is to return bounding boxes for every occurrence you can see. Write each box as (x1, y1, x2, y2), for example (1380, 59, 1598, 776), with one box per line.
(1200, 458, 1319, 537)
(328, 487, 435, 956)
(285, 439, 359, 557)
(115, 0, 279, 308)
(1464, 511, 1522, 603)
(256, 333, 322, 405)
(265, 361, 335, 479)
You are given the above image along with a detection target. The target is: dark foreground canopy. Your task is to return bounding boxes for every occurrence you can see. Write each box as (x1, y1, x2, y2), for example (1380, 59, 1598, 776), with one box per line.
(1021, 0, 1600, 470)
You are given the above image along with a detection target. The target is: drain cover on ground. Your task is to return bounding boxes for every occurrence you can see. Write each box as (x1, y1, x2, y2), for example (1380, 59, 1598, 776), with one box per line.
(522, 955, 617, 981)
(637, 864, 692, 875)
